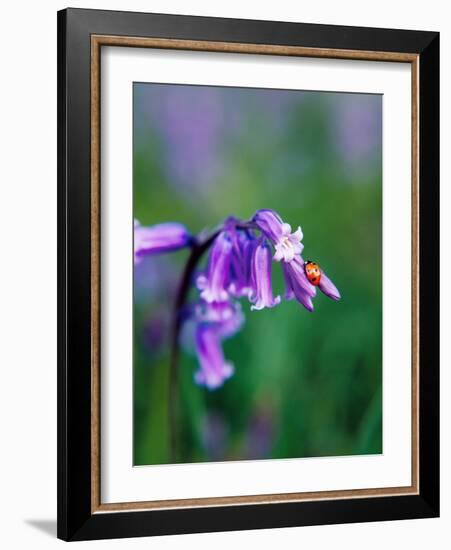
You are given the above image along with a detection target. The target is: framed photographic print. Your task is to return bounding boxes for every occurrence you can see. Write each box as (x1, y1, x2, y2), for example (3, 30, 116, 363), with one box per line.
(57, 8, 439, 541)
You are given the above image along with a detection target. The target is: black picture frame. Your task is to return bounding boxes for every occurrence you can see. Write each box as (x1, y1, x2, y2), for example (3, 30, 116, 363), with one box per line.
(57, 7, 439, 541)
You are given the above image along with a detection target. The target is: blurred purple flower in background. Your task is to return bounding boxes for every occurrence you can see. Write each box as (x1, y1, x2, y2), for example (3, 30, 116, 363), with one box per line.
(194, 300, 244, 340)
(134, 208, 341, 391)
(201, 412, 230, 461)
(332, 95, 382, 179)
(245, 404, 274, 459)
(134, 254, 179, 305)
(191, 298, 244, 390)
(194, 324, 235, 390)
(155, 87, 225, 189)
(134, 85, 307, 199)
(142, 314, 168, 356)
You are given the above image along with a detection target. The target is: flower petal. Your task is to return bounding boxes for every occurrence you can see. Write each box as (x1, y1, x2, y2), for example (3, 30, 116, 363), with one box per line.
(198, 232, 233, 303)
(134, 219, 191, 264)
(273, 248, 284, 262)
(318, 272, 341, 301)
(293, 226, 303, 241)
(281, 222, 292, 235)
(253, 210, 303, 263)
(288, 257, 317, 297)
(249, 240, 281, 310)
(282, 257, 316, 312)
(194, 324, 235, 390)
(228, 230, 256, 298)
(194, 299, 245, 340)
(252, 209, 285, 243)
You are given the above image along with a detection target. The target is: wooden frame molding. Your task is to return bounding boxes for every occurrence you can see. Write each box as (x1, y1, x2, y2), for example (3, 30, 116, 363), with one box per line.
(90, 35, 420, 515)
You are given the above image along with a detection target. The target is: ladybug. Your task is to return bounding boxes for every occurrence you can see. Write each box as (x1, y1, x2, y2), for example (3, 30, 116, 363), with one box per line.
(304, 260, 322, 286)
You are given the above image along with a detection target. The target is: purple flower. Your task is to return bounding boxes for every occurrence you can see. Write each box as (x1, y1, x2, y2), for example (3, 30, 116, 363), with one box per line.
(134, 219, 191, 264)
(201, 412, 229, 460)
(283, 257, 316, 312)
(252, 209, 303, 262)
(135, 209, 341, 392)
(252, 209, 285, 242)
(249, 240, 281, 311)
(197, 232, 233, 303)
(194, 324, 235, 390)
(191, 299, 243, 390)
(332, 94, 382, 179)
(273, 225, 303, 262)
(154, 86, 225, 190)
(283, 256, 341, 311)
(245, 406, 274, 459)
(318, 272, 341, 301)
(194, 299, 244, 339)
(228, 230, 256, 298)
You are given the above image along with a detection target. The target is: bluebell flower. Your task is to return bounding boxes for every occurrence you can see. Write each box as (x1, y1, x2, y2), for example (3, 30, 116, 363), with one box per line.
(228, 230, 256, 298)
(252, 209, 303, 262)
(283, 256, 340, 311)
(249, 240, 281, 311)
(137, 209, 340, 391)
(194, 299, 244, 339)
(191, 299, 244, 390)
(194, 324, 235, 390)
(282, 256, 317, 312)
(134, 219, 192, 264)
(197, 232, 233, 303)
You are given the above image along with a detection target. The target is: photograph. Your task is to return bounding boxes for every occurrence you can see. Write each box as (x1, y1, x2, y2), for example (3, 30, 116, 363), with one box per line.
(53, 5, 440, 542)
(133, 83, 383, 466)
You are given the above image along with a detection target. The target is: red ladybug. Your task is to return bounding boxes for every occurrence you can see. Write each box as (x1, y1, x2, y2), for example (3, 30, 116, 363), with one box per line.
(304, 260, 322, 286)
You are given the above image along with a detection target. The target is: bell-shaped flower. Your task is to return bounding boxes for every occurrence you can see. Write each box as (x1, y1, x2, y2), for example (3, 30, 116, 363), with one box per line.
(197, 232, 233, 303)
(249, 240, 281, 311)
(283, 256, 340, 311)
(282, 256, 317, 312)
(134, 219, 192, 264)
(194, 299, 244, 339)
(194, 324, 235, 390)
(252, 209, 303, 262)
(228, 230, 256, 298)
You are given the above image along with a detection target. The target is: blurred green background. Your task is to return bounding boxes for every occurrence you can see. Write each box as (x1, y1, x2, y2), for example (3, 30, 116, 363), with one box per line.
(133, 83, 382, 465)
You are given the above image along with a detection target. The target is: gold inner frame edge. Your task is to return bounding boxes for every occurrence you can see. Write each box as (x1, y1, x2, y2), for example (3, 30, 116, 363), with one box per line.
(90, 35, 420, 514)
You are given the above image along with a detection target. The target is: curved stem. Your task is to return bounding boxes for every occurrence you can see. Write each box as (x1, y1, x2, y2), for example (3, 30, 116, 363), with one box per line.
(168, 230, 221, 462)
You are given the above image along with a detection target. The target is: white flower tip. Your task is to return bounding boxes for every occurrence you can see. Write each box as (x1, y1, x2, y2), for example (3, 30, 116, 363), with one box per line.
(273, 249, 283, 262)
(281, 222, 292, 234)
(223, 362, 235, 378)
(251, 296, 281, 311)
(199, 289, 216, 303)
(219, 290, 229, 302)
(283, 248, 295, 262)
(228, 282, 237, 295)
(329, 289, 341, 301)
(293, 226, 303, 241)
